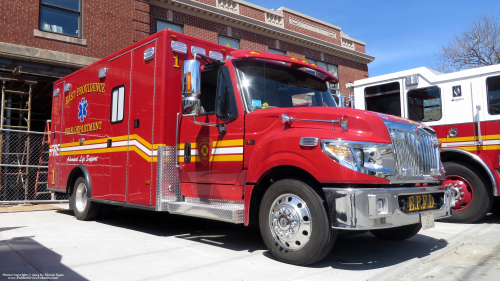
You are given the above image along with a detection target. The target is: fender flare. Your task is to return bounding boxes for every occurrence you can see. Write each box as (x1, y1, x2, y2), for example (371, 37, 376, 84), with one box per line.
(247, 151, 322, 185)
(67, 164, 92, 198)
(441, 148, 498, 196)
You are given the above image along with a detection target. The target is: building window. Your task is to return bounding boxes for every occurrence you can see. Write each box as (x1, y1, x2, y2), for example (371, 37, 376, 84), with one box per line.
(268, 48, 285, 55)
(39, 0, 81, 37)
(218, 35, 240, 49)
(156, 20, 183, 33)
(111, 86, 125, 123)
(305, 58, 339, 93)
(365, 82, 401, 117)
(407, 86, 442, 122)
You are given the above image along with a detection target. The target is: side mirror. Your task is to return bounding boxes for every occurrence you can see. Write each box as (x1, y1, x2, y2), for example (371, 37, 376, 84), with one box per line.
(181, 59, 201, 117)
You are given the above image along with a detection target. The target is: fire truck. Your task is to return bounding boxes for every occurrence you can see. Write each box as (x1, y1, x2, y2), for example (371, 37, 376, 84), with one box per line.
(353, 65, 500, 223)
(48, 30, 454, 265)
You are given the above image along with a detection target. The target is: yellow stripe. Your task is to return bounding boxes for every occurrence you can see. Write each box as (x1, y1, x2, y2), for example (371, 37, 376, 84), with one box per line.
(177, 155, 243, 162)
(60, 134, 165, 149)
(60, 146, 157, 162)
(439, 134, 500, 143)
(178, 139, 244, 149)
(448, 145, 500, 151)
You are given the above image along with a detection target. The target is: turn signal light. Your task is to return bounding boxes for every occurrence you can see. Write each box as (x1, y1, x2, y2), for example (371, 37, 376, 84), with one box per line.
(186, 72, 192, 94)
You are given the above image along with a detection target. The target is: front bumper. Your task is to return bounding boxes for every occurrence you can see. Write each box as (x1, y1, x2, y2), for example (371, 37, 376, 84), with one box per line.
(323, 185, 453, 230)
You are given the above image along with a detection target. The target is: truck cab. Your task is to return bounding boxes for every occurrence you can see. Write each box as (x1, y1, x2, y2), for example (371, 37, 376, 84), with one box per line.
(353, 65, 500, 223)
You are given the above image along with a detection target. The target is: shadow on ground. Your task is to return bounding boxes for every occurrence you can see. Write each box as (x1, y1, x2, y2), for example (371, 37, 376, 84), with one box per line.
(57, 207, 454, 269)
(0, 232, 87, 280)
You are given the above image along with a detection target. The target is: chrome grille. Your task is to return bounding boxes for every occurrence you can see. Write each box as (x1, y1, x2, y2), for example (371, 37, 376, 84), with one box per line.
(390, 128, 440, 177)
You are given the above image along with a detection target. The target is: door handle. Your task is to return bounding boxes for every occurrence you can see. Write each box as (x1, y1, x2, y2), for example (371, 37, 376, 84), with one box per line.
(184, 142, 191, 164)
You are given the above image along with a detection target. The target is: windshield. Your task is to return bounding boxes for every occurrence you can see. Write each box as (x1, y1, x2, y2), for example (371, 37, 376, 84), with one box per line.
(233, 60, 337, 112)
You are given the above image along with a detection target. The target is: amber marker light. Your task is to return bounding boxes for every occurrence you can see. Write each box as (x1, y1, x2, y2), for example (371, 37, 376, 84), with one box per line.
(250, 51, 260, 55)
(221, 48, 226, 52)
(170, 34, 177, 38)
(186, 72, 192, 94)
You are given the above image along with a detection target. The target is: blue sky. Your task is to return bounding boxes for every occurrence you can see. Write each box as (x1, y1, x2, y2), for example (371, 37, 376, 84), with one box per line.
(248, 0, 500, 77)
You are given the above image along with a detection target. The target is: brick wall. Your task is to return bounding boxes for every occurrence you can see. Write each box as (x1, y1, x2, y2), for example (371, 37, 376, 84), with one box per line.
(0, 0, 136, 59)
(134, 0, 151, 42)
(150, 6, 368, 97)
(198, 0, 216, 6)
(355, 42, 365, 53)
(239, 4, 265, 22)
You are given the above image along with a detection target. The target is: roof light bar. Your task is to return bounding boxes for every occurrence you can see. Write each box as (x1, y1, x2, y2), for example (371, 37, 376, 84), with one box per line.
(98, 68, 108, 78)
(191, 46, 206, 57)
(64, 83, 71, 92)
(144, 47, 155, 60)
(209, 51, 223, 60)
(171, 41, 187, 54)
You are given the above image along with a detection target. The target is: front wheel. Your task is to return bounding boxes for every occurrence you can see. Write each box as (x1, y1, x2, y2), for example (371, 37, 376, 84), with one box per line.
(70, 177, 101, 221)
(259, 179, 336, 266)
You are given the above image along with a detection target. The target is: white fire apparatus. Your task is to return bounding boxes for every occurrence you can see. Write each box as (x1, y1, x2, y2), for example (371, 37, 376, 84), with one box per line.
(353, 64, 500, 223)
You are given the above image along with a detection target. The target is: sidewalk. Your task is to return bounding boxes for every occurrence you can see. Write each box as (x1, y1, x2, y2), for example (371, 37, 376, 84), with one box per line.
(0, 203, 69, 213)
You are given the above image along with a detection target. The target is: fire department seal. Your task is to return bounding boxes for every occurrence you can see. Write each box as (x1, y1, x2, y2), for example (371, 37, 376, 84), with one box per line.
(197, 137, 212, 166)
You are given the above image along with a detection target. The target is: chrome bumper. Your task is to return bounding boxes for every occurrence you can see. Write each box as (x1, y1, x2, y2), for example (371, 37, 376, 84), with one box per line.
(323, 185, 453, 230)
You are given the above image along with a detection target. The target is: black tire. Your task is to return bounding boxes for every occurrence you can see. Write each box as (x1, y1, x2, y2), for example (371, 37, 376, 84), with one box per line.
(441, 161, 493, 223)
(370, 223, 421, 241)
(70, 177, 101, 221)
(259, 179, 336, 266)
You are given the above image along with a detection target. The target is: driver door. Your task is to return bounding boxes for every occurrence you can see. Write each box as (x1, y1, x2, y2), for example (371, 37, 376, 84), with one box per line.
(178, 66, 244, 199)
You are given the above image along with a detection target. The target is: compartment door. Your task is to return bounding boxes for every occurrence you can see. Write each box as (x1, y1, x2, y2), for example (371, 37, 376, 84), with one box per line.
(127, 42, 156, 205)
(106, 53, 131, 202)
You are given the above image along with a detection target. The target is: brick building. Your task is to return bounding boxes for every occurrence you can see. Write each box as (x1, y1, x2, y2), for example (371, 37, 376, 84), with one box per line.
(0, 0, 374, 131)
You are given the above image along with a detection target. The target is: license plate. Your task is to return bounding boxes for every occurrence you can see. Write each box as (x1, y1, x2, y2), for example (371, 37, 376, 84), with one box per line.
(421, 212, 435, 230)
(405, 194, 438, 212)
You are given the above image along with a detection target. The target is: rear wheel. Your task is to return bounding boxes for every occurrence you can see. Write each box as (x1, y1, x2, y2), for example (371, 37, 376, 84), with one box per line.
(259, 179, 336, 265)
(441, 161, 493, 223)
(370, 223, 421, 240)
(70, 177, 101, 221)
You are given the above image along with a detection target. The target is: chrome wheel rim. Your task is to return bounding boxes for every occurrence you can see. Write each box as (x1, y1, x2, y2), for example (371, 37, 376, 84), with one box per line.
(75, 183, 88, 213)
(268, 193, 312, 251)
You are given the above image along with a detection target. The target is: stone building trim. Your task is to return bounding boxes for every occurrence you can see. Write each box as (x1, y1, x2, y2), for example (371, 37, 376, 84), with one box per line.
(0, 42, 98, 68)
(151, 0, 374, 64)
(33, 30, 87, 46)
(217, 0, 239, 14)
(288, 17, 336, 38)
(276, 7, 341, 32)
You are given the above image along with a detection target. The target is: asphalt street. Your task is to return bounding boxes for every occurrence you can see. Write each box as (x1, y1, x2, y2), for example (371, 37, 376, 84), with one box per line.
(1, 205, 499, 281)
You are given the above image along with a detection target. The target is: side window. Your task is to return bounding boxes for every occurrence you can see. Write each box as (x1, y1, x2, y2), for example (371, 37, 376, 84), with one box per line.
(156, 20, 183, 33)
(216, 66, 238, 120)
(39, 0, 81, 37)
(365, 82, 401, 116)
(218, 35, 240, 49)
(487, 75, 500, 115)
(407, 86, 442, 122)
(199, 68, 219, 114)
(111, 86, 125, 123)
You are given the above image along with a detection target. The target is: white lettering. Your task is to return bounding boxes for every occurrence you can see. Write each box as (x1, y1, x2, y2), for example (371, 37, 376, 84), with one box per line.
(66, 155, 99, 163)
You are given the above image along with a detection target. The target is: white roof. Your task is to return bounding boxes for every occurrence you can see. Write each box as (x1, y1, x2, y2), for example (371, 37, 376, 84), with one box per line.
(354, 64, 500, 87)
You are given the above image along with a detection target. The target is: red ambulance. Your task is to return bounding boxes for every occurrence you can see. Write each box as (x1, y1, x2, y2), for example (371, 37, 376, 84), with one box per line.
(48, 30, 454, 265)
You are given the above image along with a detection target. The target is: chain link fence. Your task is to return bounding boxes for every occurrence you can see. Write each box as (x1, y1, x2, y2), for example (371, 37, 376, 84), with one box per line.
(0, 128, 69, 204)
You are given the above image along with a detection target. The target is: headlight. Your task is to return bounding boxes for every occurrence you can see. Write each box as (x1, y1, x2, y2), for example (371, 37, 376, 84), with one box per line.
(323, 145, 358, 167)
(321, 140, 396, 178)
